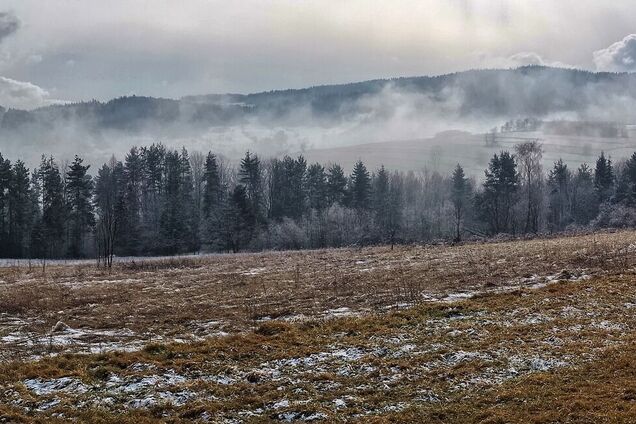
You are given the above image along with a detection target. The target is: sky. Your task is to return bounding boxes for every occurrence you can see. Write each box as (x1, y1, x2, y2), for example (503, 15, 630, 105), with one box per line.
(1, 0, 636, 109)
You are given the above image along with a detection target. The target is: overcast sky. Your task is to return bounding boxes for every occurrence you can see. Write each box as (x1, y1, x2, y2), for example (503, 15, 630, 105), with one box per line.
(1, 0, 636, 109)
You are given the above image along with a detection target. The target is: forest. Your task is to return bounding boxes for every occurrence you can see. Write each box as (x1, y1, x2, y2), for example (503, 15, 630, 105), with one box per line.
(0, 140, 633, 262)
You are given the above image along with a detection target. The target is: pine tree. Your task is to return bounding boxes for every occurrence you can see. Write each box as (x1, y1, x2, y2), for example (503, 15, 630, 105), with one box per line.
(386, 172, 404, 248)
(476, 151, 519, 235)
(326, 164, 347, 206)
(141, 143, 166, 252)
(179, 147, 198, 252)
(7, 161, 33, 257)
(372, 165, 390, 241)
(619, 151, 636, 204)
(120, 147, 143, 255)
(66, 155, 95, 258)
(547, 159, 571, 231)
(238, 151, 264, 236)
(594, 152, 614, 203)
(450, 164, 469, 241)
(223, 185, 253, 252)
(38, 156, 66, 259)
(202, 152, 225, 250)
(614, 167, 631, 205)
(572, 163, 597, 225)
(203, 153, 221, 217)
(305, 163, 328, 210)
(160, 149, 185, 254)
(28, 168, 42, 258)
(349, 160, 371, 211)
(269, 155, 307, 220)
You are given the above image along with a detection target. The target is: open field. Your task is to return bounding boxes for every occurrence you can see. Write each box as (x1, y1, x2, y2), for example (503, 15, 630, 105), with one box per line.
(2, 231, 636, 422)
(302, 130, 636, 175)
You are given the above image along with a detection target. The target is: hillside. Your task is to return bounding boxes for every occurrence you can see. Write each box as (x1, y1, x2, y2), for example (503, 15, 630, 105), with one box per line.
(302, 128, 636, 177)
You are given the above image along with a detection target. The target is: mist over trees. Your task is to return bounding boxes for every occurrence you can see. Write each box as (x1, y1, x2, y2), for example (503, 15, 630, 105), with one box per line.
(4, 66, 636, 168)
(1, 141, 635, 261)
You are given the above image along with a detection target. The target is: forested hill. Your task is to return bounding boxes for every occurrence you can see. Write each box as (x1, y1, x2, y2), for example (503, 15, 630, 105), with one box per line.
(2, 66, 636, 134)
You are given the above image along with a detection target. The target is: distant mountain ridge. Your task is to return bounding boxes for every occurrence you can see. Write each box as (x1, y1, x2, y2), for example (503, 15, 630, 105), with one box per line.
(2, 66, 636, 135)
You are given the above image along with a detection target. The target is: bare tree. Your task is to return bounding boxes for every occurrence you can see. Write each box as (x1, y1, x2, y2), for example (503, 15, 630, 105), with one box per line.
(515, 141, 543, 234)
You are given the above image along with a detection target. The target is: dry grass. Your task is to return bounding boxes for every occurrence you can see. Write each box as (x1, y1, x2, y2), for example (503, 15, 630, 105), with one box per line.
(1, 230, 635, 357)
(1, 230, 636, 422)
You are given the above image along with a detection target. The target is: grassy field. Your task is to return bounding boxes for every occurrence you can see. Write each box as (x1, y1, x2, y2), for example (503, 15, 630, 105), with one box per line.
(2, 230, 636, 422)
(302, 130, 636, 176)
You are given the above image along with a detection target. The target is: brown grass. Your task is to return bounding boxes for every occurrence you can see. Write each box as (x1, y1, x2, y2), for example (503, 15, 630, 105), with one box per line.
(2, 231, 636, 421)
(1, 230, 636, 357)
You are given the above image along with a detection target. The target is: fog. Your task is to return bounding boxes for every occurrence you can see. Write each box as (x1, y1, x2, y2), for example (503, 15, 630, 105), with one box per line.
(2, 66, 636, 179)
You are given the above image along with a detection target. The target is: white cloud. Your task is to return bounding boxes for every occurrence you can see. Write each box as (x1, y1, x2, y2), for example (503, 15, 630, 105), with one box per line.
(0, 75, 62, 109)
(477, 52, 572, 69)
(1, 1, 636, 99)
(508, 52, 548, 66)
(594, 34, 636, 72)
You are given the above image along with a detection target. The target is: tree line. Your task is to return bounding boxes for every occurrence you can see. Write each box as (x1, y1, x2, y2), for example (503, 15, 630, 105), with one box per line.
(0, 141, 634, 263)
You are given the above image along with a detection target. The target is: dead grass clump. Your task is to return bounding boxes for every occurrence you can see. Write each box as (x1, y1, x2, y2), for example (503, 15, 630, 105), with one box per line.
(254, 320, 293, 336)
(118, 257, 203, 271)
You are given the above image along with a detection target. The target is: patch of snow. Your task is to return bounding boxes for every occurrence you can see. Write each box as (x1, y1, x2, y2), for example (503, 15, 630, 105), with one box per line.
(443, 350, 491, 365)
(23, 377, 89, 396)
(272, 399, 290, 409)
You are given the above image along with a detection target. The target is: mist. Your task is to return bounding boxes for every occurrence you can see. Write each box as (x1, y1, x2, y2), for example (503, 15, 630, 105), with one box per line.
(1, 66, 636, 181)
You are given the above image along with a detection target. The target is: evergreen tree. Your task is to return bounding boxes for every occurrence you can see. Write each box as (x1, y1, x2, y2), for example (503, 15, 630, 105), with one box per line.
(203, 153, 221, 217)
(28, 168, 42, 258)
(238, 151, 264, 234)
(202, 152, 224, 249)
(617, 152, 636, 205)
(372, 165, 391, 241)
(614, 165, 632, 205)
(141, 143, 166, 252)
(120, 147, 143, 255)
(189, 151, 205, 247)
(305, 163, 328, 210)
(450, 164, 470, 241)
(572, 163, 597, 225)
(349, 160, 371, 211)
(269, 155, 307, 220)
(476, 151, 519, 235)
(180, 147, 199, 252)
(594, 152, 614, 203)
(385, 172, 404, 248)
(160, 149, 186, 254)
(223, 185, 253, 252)
(326, 164, 347, 206)
(66, 155, 95, 258)
(288, 155, 307, 218)
(7, 161, 32, 257)
(38, 156, 66, 259)
(547, 159, 572, 231)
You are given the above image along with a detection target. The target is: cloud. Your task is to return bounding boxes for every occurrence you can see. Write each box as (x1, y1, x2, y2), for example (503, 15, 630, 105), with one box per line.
(0, 75, 61, 109)
(477, 51, 572, 69)
(0, 11, 19, 43)
(508, 52, 549, 67)
(594, 34, 636, 72)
